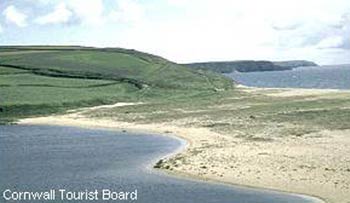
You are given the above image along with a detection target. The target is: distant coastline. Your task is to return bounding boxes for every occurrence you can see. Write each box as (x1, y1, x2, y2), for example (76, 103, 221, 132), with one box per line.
(226, 64, 350, 90)
(184, 60, 318, 73)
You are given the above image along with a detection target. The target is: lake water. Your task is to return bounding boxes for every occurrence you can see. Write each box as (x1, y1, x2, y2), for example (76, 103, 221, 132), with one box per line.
(226, 65, 350, 89)
(0, 125, 320, 203)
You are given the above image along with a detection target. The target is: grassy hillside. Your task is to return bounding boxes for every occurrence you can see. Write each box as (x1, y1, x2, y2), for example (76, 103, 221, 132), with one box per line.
(0, 46, 233, 124)
(185, 60, 318, 73)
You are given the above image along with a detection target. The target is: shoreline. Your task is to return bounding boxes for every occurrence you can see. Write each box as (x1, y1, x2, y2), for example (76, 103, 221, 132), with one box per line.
(18, 107, 326, 203)
(236, 84, 350, 97)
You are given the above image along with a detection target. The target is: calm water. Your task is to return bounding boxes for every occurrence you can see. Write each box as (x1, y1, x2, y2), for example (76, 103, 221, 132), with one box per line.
(0, 125, 319, 203)
(226, 65, 350, 89)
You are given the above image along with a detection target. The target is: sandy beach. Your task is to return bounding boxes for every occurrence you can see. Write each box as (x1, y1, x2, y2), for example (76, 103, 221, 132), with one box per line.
(18, 88, 350, 203)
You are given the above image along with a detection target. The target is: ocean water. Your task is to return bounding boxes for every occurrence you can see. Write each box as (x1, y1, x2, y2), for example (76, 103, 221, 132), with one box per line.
(226, 65, 350, 89)
(0, 125, 319, 203)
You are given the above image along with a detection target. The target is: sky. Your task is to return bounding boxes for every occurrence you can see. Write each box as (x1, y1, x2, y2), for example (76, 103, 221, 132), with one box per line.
(0, 0, 349, 65)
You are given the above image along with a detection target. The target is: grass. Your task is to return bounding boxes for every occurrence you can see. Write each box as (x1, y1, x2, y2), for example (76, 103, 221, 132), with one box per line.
(0, 46, 234, 124)
(0, 66, 29, 75)
(0, 74, 115, 88)
(2, 46, 349, 137)
(85, 88, 350, 140)
(0, 48, 232, 90)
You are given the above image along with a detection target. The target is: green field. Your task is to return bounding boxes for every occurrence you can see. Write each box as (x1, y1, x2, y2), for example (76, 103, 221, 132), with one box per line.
(2, 46, 349, 135)
(0, 46, 233, 124)
(0, 66, 29, 75)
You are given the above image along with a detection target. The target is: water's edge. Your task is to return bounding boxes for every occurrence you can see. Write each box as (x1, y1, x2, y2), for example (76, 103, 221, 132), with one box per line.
(18, 123, 325, 203)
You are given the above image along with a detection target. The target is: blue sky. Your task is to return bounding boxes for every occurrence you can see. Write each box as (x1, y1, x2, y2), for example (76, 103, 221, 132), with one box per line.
(0, 0, 349, 65)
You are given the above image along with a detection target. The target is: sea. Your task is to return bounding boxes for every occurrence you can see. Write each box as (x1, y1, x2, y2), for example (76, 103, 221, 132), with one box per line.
(226, 64, 350, 89)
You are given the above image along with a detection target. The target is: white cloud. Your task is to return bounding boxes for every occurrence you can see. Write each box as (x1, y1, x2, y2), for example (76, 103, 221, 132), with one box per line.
(166, 0, 190, 7)
(108, 0, 145, 24)
(66, 0, 105, 26)
(3, 5, 28, 27)
(112, 0, 350, 65)
(317, 36, 344, 49)
(0, 24, 3, 33)
(35, 3, 72, 25)
(29, 0, 105, 26)
(3, 0, 350, 64)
